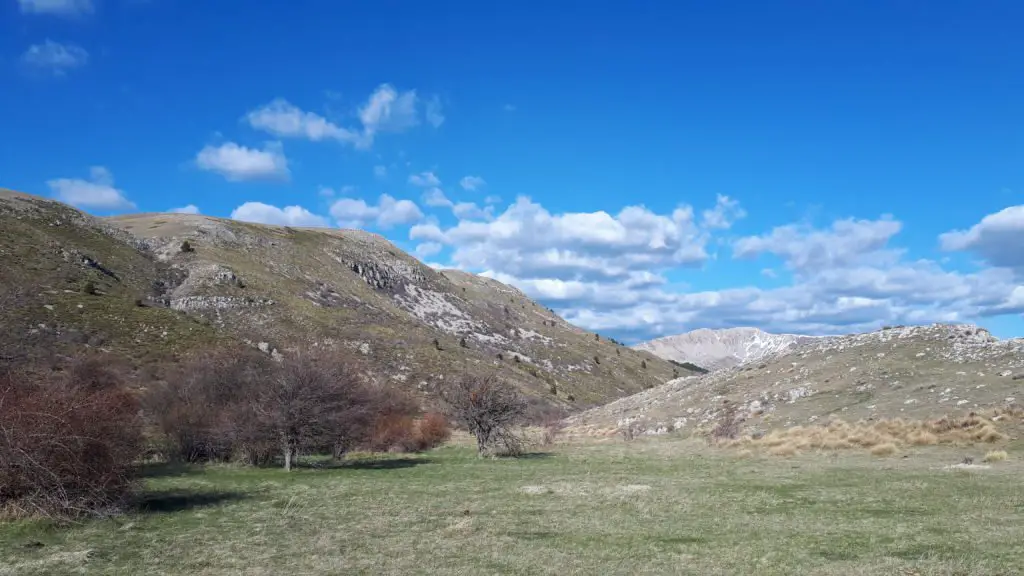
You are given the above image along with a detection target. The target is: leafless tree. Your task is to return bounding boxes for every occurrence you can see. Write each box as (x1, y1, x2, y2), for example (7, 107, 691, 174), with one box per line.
(439, 374, 527, 456)
(252, 354, 375, 470)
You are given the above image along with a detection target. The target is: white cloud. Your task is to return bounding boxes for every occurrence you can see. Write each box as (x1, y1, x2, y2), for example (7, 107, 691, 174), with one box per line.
(169, 204, 200, 215)
(415, 242, 443, 257)
(330, 194, 423, 229)
(195, 142, 289, 182)
(246, 83, 419, 149)
(18, 0, 92, 15)
(414, 195, 1023, 340)
(21, 40, 88, 75)
(452, 201, 493, 221)
(408, 171, 441, 187)
(373, 165, 388, 179)
(425, 95, 445, 128)
(484, 195, 502, 205)
(411, 196, 710, 283)
(940, 205, 1024, 272)
(359, 83, 418, 137)
(701, 194, 746, 230)
(422, 188, 453, 208)
(245, 99, 361, 144)
(733, 216, 902, 271)
(47, 166, 135, 211)
(460, 176, 486, 191)
(230, 202, 328, 227)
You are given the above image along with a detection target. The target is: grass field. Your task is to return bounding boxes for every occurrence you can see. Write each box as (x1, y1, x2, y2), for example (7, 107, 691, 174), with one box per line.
(2, 435, 1022, 575)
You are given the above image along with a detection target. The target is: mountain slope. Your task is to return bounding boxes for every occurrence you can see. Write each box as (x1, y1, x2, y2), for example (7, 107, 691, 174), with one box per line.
(0, 190, 693, 408)
(633, 327, 820, 371)
(570, 323, 1024, 435)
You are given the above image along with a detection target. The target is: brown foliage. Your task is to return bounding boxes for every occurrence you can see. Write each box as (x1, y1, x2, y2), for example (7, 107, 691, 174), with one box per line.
(709, 401, 742, 442)
(0, 360, 143, 518)
(439, 374, 527, 456)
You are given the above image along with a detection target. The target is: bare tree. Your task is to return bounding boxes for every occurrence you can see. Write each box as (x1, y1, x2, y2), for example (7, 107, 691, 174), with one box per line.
(439, 374, 527, 456)
(253, 354, 374, 471)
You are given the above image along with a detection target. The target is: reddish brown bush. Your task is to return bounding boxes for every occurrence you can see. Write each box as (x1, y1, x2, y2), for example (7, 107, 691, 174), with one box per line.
(0, 362, 143, 518)
(368, 414, 419, 452)
(415, 412, 451, 450)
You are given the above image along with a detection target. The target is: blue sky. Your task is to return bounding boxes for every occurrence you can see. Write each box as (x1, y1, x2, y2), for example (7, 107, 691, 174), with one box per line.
(2, 0, 1023, 341)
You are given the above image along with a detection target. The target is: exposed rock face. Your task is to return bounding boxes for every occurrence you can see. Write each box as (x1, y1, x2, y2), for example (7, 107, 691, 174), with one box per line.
(634, 327, 820, 371)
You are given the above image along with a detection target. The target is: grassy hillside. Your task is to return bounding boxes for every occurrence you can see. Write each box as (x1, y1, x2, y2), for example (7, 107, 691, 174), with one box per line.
(0, 190, 693, 408)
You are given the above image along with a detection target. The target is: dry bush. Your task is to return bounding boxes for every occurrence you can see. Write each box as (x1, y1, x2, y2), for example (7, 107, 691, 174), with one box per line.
(439, 373, 527, 456)
(147, 348, 381, 470)
(725, 413, 1010, 457)
(368, 414, 419, 453)
(145, 347, 272, 463)
(983, 450, 1008, 463)
(415, 412, 451, 450)
(709, 401, 742, 443)
(0, 361, 143, 518)
(541, 418, 566, 446)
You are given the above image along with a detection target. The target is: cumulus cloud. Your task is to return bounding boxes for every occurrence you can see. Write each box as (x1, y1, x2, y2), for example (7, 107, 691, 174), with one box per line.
(18, 0, 92, 16)
(425, 95, 444, 128)
(373, 165, 388, 179)
(452, 201, 493, 221)
(701, 194, 746, 229)
(169, 204, 200, 215)
(246, 84, 419, 149)
(245, 99, 361, 144)
(195, 142, 289, 182)
(415, 242, 443, 257)
(410, 196, 710, 284)
(230, 202, 328, 227)
(408, 171, 441, 187)
(330, 194, 423, 229)
(733, 216, 902, 271)
(47, 166, 135, 211)
(940, 205, 1024, 272)
(484, 195, 502, 205)
(422, 188, 453, 208)
(21, 40, 88, 75)
(413, 194, 1023, 340)
(460, 176, 486, 191)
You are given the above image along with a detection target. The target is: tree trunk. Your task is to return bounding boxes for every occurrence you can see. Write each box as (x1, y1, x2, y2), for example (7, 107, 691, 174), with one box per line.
(283, 439, 293, 471)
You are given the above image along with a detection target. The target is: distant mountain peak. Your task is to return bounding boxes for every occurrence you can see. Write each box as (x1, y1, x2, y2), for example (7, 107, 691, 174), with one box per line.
(633, 327, 819, 371)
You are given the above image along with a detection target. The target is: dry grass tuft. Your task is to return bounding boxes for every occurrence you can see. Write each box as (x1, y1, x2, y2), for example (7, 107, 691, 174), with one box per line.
(982, 450, 1008, 463)
(767, 443, 798, 457)
(870, 443, 898, 457)
(728, 413, 1011, 457)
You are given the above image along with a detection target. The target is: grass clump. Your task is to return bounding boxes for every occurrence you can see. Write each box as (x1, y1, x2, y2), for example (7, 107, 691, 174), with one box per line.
(982, 450, 1008, 463)
(727, 413, 1012, 457)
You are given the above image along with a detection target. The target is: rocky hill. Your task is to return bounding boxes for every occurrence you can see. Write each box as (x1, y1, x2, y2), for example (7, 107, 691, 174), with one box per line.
(569, 323, 1024, 435)
(0, 190, 692, 409)
(633, 327, 819, 371)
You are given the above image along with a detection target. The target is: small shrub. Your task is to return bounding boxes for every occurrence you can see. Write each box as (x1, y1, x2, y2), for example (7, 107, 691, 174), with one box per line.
(709, 402, 742, 442)
(180, 240, 194, 253)
(541, 419, 565, 446)
(641, 360, 647, 369)
(983, 450, 1008, 463)
(81, 280, 98, 295)
(459, 337, 468, 348)
(593, 355, 600, 365)
(433, 338, 442, 351)
(497, 352, 504, 361)
(415, 412, 451, 450)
